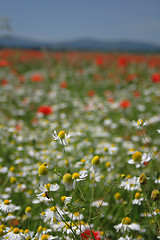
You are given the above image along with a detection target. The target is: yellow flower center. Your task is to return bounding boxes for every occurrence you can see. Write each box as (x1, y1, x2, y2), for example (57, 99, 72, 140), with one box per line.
(41, 212, 45, 216)
(25, 229, 29, 233)
(63, 173, 73, 184)
(41, 235, 49, 240)
(81, 159, 86, 163)
(105, 162, 111, 168)
(45, 183, 51, 191)
(74, 212, 79, 216)
(58, 131, 65, 139)
(50, 206, 57, 212)
(13, 228, 20, 234)
(126, 175, 132, 179)
(38, 165, 48, 176)
(132, 151, 142, 162)
(72, 173, 80, 180)
(9, 166, 15, 172)
(37, 226, 43, 233)
(155, 208, 160, 213)
(114, 192, 121, 200)
(137, 119, 143, 125)
(25, 207, 32, 213)
(104, 147, 108, 152)
(4, 200, 10, 205)
(91, 155, 100, 165)
(0, 225, 6, 230)
(61, 196, 66, 202)
(135, 192, 140, 199)
(121, 217, 131, 225)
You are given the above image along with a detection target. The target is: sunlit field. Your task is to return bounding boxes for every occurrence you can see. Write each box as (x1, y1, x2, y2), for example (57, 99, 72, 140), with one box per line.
(0, 49, 160, 240)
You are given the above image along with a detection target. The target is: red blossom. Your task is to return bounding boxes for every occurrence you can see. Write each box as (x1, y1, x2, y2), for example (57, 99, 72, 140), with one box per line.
(95, 56, 104, 66)
(152, 73, 160, 83)
(120, 100, 131, 109)
(81, 229, 101, 240)
(31, 74, 44, 82)
(1, 79, 9, 86)
(37, 106, 53, 115)
(60, 81, 68, 88)
(87, 90, 96, 97)
(0, 59, 9, 67)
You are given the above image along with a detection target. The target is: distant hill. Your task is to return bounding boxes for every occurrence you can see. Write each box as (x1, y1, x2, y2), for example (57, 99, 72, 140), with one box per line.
(0, 35, 160, 52)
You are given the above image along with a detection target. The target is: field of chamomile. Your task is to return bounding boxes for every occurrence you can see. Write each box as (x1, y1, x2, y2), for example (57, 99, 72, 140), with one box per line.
(0, 49, 160, 240)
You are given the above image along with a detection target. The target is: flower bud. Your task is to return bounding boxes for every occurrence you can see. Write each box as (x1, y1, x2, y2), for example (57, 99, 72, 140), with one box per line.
(120, 174, 126, 179)
(151, 189, 160, 201)
(91, 155, 100, 165)
(139, 173, 147, 185)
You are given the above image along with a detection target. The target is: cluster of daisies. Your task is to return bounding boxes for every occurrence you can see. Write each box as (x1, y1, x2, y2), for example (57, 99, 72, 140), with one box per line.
(0, 51, 160, 239)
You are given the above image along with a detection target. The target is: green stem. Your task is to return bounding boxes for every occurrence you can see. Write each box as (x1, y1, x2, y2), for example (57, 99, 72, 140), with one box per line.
(142, 187, 160, 234)
(95, 177, 120, 216)
(89, 174, 95, 221)
(0, 176, 9, 195)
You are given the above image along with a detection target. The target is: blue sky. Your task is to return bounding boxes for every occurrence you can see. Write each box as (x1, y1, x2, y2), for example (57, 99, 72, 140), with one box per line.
(1, 0, 160, 44)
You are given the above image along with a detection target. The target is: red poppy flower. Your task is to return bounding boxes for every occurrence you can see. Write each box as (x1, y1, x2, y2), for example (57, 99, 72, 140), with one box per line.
(95, 56, 104, 66)
(37, 106, 53, 115)
(1, 79, 9, 86)
(120, 100, 131, 108)
(31, 74, 44, 82)
(60, 81, 68, 88)
(81, 229, 101, 240)
(118, 57, 127, 67)
(151, 73, 160, 83)
(87, 90, 96, 97)
(0, 59, 9, 67)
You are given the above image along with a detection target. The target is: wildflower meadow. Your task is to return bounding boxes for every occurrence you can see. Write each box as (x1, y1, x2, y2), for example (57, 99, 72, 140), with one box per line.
(0, 49, 160, 240)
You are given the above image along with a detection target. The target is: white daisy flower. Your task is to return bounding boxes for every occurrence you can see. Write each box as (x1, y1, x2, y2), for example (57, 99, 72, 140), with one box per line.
(157, 129, 160, 134)
(39, 234, 58, 239)
(120, 176, 140, 191)
(68, 211, 84, 220)
(118, 236, 132, 240)
(4, 228, 25, 240)
(128, 151, 151, 168)
(37, 183, 59, 198)
(72, 172, 88, 185)
(52, 221, 65, 231)
(43, 206, 59, 225)
(44, 206, 68, 225)
(0, 166, 8, 174)
(91, 200, 108, 207)
(5, 213, 16, 222)
(114, 217, 140, 233)
(61, 196, 72, 207)
(155, 177, 160, 184)
(52, 130, 70, 145)
(0, 200, 20, 213)
(132, 198, 144, 205)
(132, 119, 148, 129)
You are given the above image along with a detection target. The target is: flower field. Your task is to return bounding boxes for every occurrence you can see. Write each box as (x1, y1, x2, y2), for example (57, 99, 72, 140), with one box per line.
(0, 49, 160, 240)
